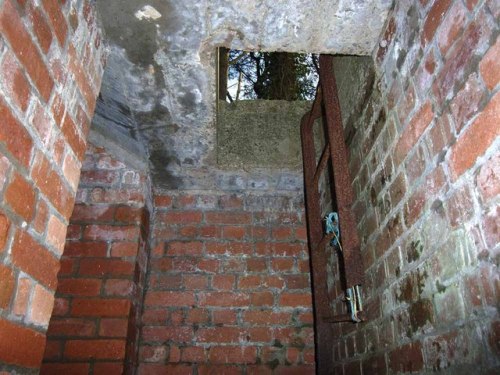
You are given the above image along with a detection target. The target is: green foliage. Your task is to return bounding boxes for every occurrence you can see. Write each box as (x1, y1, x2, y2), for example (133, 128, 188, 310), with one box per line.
(226, 50, 318, 101)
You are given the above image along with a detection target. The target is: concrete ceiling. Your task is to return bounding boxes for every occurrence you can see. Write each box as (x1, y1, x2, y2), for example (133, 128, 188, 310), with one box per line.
(93, 0, 393, 190)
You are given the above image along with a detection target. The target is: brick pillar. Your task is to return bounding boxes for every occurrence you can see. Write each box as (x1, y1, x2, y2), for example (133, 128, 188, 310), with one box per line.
(41, 144, 151, 374)
(139, 192, 316, 374)
(0, 0, 104, 373)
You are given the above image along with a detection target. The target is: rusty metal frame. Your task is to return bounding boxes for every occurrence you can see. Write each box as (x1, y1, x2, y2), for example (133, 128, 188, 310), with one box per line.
(300, 55, 364, 374)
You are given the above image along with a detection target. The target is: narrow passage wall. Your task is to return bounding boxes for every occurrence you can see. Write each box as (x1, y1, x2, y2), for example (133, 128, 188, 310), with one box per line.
(42, 142, 152, 374)
(139, 191, 315, 374)
(0, 0, 104, 373)
(330, 0, 499, 373)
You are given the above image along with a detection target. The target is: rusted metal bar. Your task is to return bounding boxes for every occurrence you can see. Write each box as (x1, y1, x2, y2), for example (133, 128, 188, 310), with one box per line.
(319, 55, 364, 289)
(313, 144, 330, 189)
(301, 55, 365, 374)
(300, 89, 334, 373)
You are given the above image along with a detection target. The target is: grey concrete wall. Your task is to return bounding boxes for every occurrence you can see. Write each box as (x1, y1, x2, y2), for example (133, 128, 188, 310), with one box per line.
(217, 100, 311, 169)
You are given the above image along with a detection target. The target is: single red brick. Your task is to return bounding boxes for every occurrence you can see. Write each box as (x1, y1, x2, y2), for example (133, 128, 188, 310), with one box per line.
(238, 275, 261, 290)
(0, 212, 10, 252)
(68, 45, 97, 113)
(198, 292, 250, 307)
(104, 279, 134, 297)
(0, 99, 33, 167)
(64, 339, 126, 360)
(223, 225, 246, 239)
(57, 278, 101, 297)
(99, 318, 128, 337)
(476, 153, 500, 202)
(205, 211, 252, 224)
(376, 17, 396, 64)
(5, 172, 36, 222)
(62, 152, 81, 192)
(434, 15, 493, 102)
(0, 318, 45, 368)
(71, 204, 115, 223)
(181, 346, 206, 362)
(71, 298, 131, 317)
(0, 0, 54, 101)
(41, 0, 67, 46)
(479, 35, 500, 90)
(115, 206, 143, 224)
(212, 274, 236, 290)
(31, 153, 74, 219)
(219, 195, 244, 209)
(11, 230, 59, 289)
(284, 275, 310, 290)
(251, 291, 274, 307)
(145, 291, 195, 307)
(0, 51, 30, 112)
(272, 226, 293, 240)
(196, 327, 248, 344)
(246, 258, 267, 272)
(30, 284, 54, 326)
(422, 0, 452, 46)
(186, 308, 210, 324)
(279, 293, 312, 307)
(183, 274, 208, 290)
(450, 73, 487, 132)
(212, 310, 237, 325)
(110, 242, 138, 257)
(450, 91, 500, 179)
(83, 224, 139, 241)
(0, 264, 15, 308)
(209, 346, 257, 364)
(61, 114, 86, 161)
(271, 258, 294, 272)
(40, 363, 90, 375)
(251, 226, 269, 239)
(166, 241, 203, 256)
(63, 241, 107, 257)
(46, 214, 67, 254)
(27, 3, 52, 53)
(395, 102, 434, 165)
(78, 258, 135, 277)
(47, 318, 96, 337)
(437, 1, 468, 56)
(197, 259, 220, 273)
(154, 195, 172, 208)
(272, 243, 304, 257)
(198, 225, 220, 238)
(158, 211, 202, 224)
(13, 277, 31, 316)
(141, 326, 193, 343)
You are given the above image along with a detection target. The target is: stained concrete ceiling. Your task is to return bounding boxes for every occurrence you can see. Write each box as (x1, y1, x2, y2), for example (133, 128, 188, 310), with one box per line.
(92, 0, 393, 189)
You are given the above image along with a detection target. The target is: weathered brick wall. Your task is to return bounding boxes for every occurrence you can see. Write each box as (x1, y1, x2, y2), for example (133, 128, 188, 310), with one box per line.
(0, 0, 104, 373)
(332, 0, 499, 373)
(139, 191, 315, 374)
(42, 143, 152, 374)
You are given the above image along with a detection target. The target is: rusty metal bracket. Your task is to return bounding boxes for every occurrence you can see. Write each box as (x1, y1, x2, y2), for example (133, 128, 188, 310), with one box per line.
(300, 55, 365, 374)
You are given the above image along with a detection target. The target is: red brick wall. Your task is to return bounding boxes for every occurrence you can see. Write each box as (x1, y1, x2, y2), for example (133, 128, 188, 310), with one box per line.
(139, 192, 315, 374)
(332, 0, 499, 373)
(0, 0, 104, 372)
(41, 144, 152, 374)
